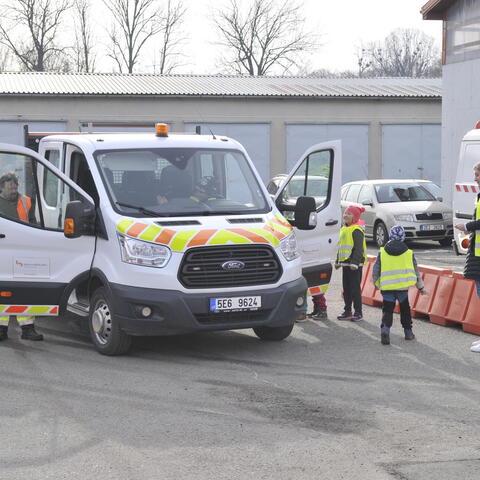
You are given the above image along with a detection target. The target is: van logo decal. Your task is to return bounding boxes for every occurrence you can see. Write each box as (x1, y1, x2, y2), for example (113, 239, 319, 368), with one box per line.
(222, 260, 245, 270)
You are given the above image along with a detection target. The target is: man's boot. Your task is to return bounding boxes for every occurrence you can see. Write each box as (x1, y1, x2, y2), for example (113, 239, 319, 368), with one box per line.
(0, 326, 8, 341)
(21, 324, 44, 341)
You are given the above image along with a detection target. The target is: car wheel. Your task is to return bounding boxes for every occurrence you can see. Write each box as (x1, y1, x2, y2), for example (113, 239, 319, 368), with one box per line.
(374, 221, 388, 247)
(438, 238, 452, 247)
(253, 324, 294, 341)
(89, 286, 132, 355)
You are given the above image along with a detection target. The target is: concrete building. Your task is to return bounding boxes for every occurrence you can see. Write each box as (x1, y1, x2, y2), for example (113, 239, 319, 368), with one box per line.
(0, 72, 441, 184)
(423, 0, 480, 203)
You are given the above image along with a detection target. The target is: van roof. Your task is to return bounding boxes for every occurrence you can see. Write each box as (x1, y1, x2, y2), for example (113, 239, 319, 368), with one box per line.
(40, 132, 241, 151)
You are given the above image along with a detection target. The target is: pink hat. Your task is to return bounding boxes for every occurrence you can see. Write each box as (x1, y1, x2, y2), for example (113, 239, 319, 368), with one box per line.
(345, 205, 365, 224)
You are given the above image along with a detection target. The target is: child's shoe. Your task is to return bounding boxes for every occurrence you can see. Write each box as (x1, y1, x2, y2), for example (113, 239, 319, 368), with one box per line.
(350, 312, 363, 322)
(404, 329, 415, 340)
(307, 307, 319, 318)
(380, 326, 390, 345)
(470, 343, 480, 352)
(337, 311, 352, 320)
(312, 310, 328, 320)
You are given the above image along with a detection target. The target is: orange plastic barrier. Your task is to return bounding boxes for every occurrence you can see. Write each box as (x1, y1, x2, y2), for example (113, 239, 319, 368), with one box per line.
(429, 275, 456, 326)
(443, 272, 475, 326)
(463, 287, 480, 335)
(410, 272, 439, 318)
(361, 259, 383, 307)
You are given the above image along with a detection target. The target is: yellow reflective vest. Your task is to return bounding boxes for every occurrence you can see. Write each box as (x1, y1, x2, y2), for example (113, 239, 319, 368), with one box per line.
(475, 199, 480, 257)
(337, 224, 366, 264)
(376, 248, 416, 290)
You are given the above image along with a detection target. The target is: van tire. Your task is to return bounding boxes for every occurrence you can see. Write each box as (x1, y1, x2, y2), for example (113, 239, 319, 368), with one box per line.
(438, 238, 452, 247)
(253, 324, 294, 341)
(89, 287, 132, 355)
(374, 221, 388, 247)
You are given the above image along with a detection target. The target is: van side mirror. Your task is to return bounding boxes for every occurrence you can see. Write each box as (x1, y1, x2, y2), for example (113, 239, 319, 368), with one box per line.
(294, 196, 317, 230)
(64, 200, 96, 238)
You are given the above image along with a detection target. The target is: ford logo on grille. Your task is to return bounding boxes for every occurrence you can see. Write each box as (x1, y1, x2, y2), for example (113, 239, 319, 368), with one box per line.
(222, 260, 245, 270)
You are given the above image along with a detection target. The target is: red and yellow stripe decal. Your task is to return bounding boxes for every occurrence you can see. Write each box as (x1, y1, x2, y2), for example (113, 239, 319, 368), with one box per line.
(308, 284, 329, 296)
(0, 305, 59, 316)
(117, 213, 293, 252)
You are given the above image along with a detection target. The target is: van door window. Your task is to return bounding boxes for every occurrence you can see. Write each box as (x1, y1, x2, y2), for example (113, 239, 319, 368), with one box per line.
(0, 152, 88, 231)
(43, 150, 61, 207)
(70, 151, 99, 205)
(280, 149, 332, 211)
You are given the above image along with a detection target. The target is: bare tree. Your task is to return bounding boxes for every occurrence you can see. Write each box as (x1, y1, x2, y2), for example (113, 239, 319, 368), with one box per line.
(104, 0, 162, 73)
(214, 0, 317, 76)
(0, 0, 71, 72)
(155, 0, 186, 74)
(356, 28, 441, 78)
(73, 0, 96, 72)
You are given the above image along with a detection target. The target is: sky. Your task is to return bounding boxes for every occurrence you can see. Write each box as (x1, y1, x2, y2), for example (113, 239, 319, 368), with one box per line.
(177, 0, 443, 75)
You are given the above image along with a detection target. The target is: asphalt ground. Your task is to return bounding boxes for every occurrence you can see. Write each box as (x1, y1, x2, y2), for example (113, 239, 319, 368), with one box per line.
(1, 241, 479, 480)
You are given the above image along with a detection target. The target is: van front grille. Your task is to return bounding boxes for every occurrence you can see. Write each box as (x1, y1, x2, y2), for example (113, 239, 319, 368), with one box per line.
(178, 245, 282, 289)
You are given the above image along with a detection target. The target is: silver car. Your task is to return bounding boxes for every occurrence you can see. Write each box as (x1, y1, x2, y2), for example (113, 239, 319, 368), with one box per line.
(340, 179, 454, 247)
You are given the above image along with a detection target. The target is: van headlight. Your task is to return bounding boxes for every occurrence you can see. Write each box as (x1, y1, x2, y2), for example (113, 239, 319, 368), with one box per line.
(394, 214, 415, 222)
(280, 233, 300, 261)
(118, 233, 171, 267)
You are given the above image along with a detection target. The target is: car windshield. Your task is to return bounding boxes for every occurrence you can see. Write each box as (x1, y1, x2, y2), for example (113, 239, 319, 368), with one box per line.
(419, 181, 442, 199)
(374, 183, 436, 203)
(94, 148, 269, 217)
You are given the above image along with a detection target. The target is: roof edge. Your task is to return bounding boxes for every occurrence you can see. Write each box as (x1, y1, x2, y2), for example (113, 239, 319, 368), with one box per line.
(421, 0, 456, 19)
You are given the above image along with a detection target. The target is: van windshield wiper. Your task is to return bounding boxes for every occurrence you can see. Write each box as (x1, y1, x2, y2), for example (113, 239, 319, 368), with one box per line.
(115, 202, 159, 217)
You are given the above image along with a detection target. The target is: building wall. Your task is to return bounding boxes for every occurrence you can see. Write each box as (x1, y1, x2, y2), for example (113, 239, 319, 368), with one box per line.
(441, 59, 480, 204)
(0, 95, 441, 183)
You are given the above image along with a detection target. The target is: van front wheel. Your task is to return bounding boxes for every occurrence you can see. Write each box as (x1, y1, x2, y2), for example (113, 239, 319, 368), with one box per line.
(89, 287, 132, 355)
(253, 324, 294, 341)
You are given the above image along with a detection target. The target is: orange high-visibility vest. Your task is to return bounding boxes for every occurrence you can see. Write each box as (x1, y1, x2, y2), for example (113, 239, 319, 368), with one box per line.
(17, 195, 31, 222)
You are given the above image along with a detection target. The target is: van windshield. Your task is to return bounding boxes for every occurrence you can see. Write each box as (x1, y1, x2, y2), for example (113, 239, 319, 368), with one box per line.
(94, 148, 269, 217)
(374, 183, 436, 203)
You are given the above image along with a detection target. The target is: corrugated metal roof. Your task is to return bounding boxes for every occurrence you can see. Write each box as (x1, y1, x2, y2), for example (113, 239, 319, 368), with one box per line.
(0, 72, 442, 98)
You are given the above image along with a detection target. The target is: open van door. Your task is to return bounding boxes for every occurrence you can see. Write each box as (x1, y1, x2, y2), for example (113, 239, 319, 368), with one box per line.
(0, 144, 96, 317)
(275, 140, 342, 293)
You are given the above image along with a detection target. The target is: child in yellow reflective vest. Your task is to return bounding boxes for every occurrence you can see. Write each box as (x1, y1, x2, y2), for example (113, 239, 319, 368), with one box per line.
(372, 225, 426, 345)
(335, 205, 366, 322)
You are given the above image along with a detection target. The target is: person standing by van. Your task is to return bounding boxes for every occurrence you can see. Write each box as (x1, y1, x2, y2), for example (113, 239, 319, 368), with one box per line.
(455, 162, 480, 352)
(0, 172, 43, 341)
(336, 205, 366, 322)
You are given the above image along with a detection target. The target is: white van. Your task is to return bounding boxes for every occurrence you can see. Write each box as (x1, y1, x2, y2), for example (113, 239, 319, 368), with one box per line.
(453, 125, 480, 254)
(0, 125, 341, 355)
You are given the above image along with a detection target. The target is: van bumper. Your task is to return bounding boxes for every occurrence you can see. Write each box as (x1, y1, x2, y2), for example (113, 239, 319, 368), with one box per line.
(109, 277, 308, 336)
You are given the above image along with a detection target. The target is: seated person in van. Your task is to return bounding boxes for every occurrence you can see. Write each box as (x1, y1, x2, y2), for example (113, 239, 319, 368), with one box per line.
(156, 165, 193, 205)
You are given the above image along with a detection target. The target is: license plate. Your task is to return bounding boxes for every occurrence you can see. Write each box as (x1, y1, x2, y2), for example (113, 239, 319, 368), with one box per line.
(420, 224, 444, 231)
(210, 296, 261, 312)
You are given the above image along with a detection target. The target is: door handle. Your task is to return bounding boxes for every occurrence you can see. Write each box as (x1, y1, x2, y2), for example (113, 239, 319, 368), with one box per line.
(325, 219, 338, 226)
(0, 234, 5, 238)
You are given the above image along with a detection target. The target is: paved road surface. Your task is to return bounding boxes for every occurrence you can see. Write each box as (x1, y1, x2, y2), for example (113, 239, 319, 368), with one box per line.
(1, 250, 479, 480)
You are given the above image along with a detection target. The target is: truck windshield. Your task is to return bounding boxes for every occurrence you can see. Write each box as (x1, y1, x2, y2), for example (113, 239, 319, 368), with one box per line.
(94, 148, 269, 217)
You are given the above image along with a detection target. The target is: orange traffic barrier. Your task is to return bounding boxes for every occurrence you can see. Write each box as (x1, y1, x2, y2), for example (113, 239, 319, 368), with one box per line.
(443, 272, 475, 326)
(411, 272, 439, 318)
(361, 260, 383, 307)
(428, 275, 456, 326)
(463, 286, 480, 335)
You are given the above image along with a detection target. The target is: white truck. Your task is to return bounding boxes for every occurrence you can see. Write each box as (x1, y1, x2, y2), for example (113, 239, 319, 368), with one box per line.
(453, 124, 480, 254)
(0, 124, 341, 354)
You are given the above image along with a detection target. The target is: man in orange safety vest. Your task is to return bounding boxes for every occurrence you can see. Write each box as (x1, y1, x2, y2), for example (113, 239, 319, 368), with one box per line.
(0, 172, 43, 341)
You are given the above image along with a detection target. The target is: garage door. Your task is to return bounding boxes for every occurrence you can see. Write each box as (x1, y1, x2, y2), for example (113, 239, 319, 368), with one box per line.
(79, 123, 161, 133)
(382, 124, 441, 185)
(286, 124, 369, 184)
(184, 123, 270, 182)
(0, 121, 67, 146)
